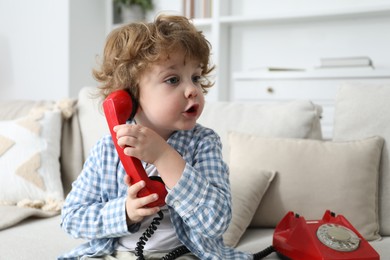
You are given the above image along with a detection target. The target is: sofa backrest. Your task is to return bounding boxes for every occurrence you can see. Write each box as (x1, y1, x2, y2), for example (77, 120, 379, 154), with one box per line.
(62, 86, 325, 195)
(0, 87, 323, 199)
(76, 86, 323, 165)
(77, 87, 109, 161)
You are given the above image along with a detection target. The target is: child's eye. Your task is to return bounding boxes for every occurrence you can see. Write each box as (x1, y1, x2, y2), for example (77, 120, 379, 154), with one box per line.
(165, 77, 180, 85)
(192, 75, 202, 84)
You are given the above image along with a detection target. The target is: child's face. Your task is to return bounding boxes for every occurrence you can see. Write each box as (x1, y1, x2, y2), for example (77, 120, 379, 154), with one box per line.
(135, 51, 205, 139)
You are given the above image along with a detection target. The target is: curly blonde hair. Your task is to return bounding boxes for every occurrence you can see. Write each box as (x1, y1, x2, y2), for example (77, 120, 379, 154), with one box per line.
(93, 14, 215, 100)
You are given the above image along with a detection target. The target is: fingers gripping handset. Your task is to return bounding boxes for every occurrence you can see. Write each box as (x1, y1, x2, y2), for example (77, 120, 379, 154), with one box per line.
(103, 90, 167, 207)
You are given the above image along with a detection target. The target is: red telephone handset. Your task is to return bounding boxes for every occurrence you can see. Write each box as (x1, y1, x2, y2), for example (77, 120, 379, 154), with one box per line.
(103, 90, 167, 207)
(273, 210, 380, 260)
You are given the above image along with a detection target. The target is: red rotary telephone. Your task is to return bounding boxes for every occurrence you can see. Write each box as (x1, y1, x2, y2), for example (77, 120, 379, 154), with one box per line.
(272, 210, 380, 260)
(103, 90, 167, 207)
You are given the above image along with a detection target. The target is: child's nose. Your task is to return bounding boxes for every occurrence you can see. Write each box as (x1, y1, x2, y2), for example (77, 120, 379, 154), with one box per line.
(184, 83, 198, 98)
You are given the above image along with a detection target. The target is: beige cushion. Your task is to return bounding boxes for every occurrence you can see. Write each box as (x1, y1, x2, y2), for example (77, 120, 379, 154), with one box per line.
(198, 100, 323, 162)
(223, 166, 275, 247)
(229, 132, 384, 241)
(333, 83, 390, 235)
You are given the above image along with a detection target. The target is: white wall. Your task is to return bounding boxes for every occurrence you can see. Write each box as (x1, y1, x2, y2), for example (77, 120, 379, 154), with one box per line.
(69, 0, 107, 99)
(0, 0, 106, 101)
(0, 0, 69, 100)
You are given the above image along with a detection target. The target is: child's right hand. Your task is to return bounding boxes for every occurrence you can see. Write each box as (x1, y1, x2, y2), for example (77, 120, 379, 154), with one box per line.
(124, 175, 161, 225)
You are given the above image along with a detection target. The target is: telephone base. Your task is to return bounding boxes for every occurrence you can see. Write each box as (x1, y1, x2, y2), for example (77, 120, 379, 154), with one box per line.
(272, 210, 380, 260)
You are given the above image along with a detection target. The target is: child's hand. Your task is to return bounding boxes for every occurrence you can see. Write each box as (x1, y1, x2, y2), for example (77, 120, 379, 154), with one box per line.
(124, 175, 160, 225)
(114, 124, 186, 189)
(114, 124, 169, 165)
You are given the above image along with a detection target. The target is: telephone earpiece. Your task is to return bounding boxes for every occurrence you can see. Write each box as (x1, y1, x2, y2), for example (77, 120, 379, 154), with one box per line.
(128, 92, 138, 121)
(103, 89, 167, 207)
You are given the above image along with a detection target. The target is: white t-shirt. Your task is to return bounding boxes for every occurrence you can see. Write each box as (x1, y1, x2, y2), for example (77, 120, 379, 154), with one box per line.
(116, 163, 182, 252)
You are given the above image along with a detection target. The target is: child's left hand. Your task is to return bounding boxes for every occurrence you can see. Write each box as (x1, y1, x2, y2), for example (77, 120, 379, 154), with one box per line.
(114, 124, 186, 189)
(113, 124, 169, 165)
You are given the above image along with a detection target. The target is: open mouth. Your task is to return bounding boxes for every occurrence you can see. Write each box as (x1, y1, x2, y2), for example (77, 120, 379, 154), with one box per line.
(185, 104, 199, 115)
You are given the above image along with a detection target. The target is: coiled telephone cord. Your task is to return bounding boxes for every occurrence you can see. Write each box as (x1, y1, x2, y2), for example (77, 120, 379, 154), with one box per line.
(135, 210, 190, 260)
(253, 245, 275, 260)
(161, 245, 191, 260)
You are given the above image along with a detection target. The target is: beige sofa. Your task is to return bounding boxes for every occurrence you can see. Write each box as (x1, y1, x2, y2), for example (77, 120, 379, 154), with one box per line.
(0, 84, 389, 259)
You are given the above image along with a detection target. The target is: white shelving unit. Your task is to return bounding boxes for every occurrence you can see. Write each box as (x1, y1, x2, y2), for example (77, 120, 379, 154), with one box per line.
(218, 5, 390, 24)
(197, 0, 390, 138)
(234, 68, 390, 80)
(203, 1, 390, 99)
(103, 0, 390, 137)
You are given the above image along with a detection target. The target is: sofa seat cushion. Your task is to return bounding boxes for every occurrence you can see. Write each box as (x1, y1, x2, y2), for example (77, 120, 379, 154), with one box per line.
(235, 228, 275, 257)
(229, 132, 384, 241)
(0, 215, 85, 259)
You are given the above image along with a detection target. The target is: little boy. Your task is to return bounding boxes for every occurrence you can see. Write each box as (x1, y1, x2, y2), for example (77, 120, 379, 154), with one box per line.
(60, 14, 252, 260)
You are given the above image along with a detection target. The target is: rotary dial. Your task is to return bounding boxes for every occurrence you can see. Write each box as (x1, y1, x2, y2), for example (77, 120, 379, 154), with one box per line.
(317, 223, 360, 252)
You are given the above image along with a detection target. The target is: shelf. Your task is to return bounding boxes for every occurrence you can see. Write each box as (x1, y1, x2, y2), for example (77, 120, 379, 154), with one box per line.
(192, 18, 212, 28)
(219, 4, 390, 25)
(233, 68, 390, 80)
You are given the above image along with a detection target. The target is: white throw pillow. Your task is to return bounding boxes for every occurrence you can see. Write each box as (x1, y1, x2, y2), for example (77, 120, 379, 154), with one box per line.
(223, 165, 275, 247)
(229, 132, 383, 241)
(333, 82, 390, 236)
(0, 104, 64, 210)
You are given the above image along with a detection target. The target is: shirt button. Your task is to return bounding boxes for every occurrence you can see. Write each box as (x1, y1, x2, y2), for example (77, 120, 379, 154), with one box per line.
(173, 200, 181, 208)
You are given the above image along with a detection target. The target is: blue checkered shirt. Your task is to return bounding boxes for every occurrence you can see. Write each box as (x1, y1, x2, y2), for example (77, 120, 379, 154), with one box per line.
(59, 124, 252, 259)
